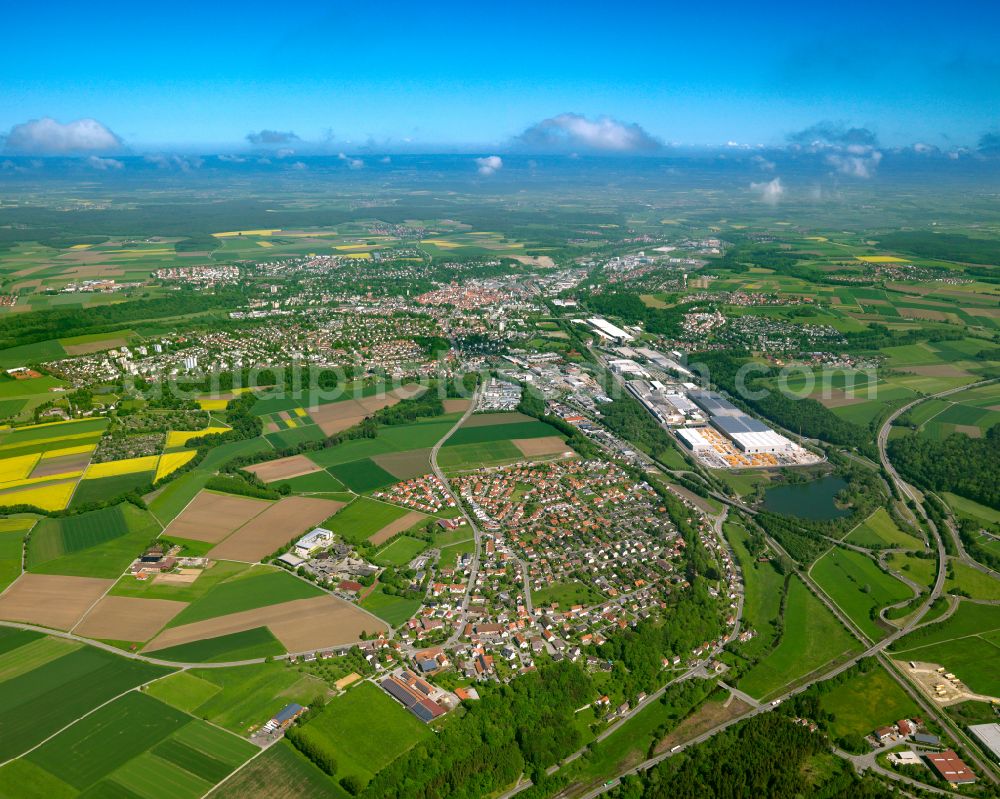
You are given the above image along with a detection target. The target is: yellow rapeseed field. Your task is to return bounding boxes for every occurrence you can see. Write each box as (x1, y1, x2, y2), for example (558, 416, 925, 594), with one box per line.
(197, 399, 229, 411)
(256, 241, 274, 248)
(0, 454, 41, 482)
(856, 256, 907, 263)
(155, 450, 197, 482)
(0, 480, 76, 511)
(293, 408, 307, 418)
(41, 443, 96, 459)
(85, 455, 159, 479)
(0, 471, 83, 491)
(165, 427, 229, 449)
(212, 229, 280, 237)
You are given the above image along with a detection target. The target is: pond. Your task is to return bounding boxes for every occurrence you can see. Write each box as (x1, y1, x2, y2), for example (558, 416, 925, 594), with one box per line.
(761, 475, 851, 521)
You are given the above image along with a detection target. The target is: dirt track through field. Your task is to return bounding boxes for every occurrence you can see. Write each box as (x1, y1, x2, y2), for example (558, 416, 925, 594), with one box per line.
(143, 595, 386, 653)
(512, 436, 572, 457)
(463, 412, 535, 427)
(208, 496, 344, 562)
(244, 454, 322, 482)
(74, 595, 188, 641)
(163, 491, 273, 543)
(368, 510, 427, 545)
(0, 574, 114, 630)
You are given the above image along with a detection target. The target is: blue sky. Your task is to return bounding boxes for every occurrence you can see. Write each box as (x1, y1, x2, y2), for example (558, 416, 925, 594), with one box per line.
(2, 0, 998, 152)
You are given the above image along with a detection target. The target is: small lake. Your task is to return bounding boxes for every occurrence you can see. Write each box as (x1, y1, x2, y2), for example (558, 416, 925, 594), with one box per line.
(761, 475, 851, 521)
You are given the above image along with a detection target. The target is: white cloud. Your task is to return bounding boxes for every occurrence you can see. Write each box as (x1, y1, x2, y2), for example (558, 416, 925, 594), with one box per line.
(750, 177, 785, 204)
(380, 156, 392, 164)
(3, 117, 122, 154)
(825, 151, 882, 178)
(144, 154, 203, 172)
(515, 113, 661, 153)
(290, 161, 307, 170)
(246, 130, 298, 145)
(752, 154, 776, 171)
(85, 156, 124, 171)
(337, 152, 364, 169)
(475, 155, 503, 176)
(217, 154, 247, 163)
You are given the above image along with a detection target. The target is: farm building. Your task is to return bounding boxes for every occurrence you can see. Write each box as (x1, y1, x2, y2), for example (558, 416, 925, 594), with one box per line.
(262, 703, 307, 732)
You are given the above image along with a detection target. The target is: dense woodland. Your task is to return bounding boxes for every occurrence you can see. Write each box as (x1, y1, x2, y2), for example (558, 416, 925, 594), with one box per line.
(889, 425, 1000, 510)
(608, 713, 898, 799)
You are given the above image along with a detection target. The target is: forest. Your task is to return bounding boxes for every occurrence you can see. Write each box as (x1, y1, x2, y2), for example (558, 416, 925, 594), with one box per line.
(888, 425, 1000, 510)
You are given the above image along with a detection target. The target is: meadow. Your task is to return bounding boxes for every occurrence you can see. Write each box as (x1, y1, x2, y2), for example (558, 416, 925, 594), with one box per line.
(738, 577, 859, 700)
(292, 681, 431, 786)
(359, 585, 422, 627)
(532, 580, 604, 608)
(725, 521, 785, 658)
(210, 740, 344, 799)
(818, 667, 919, 739)
(373, 535, 428, 566)
(845, 508, 923, 549)
(810, 547, 913, 641)
(325, 498, 410, 544)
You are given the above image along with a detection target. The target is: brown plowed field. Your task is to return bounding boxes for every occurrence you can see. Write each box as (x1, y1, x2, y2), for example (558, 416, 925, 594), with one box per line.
(30, 452, 92, 478)
(144, 595, 386, 653)
(368, 510, 427, 545)
(208, 496, 344, 562)
(74, 595, 188, 641)
(163, 491, 273, 543)
(372, 448, 432, 480)
(0, 574, 113, 630)
(244, 454, 322, 482)
(512, 436, 572, 457)
(463, 412, 534, 427)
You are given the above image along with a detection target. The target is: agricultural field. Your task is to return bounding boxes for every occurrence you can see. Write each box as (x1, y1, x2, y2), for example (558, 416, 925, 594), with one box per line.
(0, 515, 34, 591)
(324, 497, 411, 544)
(208, 740, 344, 799)
(12, 690, 258, 798)
(25, 502, 160, 578)
(738, 577, 860, 700)
(144, 627, 287, 664)
(0, 632, 173, 760)
(165, 568, 324, 627)
(810, 547, 914, 641)
(290, 681, 431, 788)
(147, 661, 327, 736)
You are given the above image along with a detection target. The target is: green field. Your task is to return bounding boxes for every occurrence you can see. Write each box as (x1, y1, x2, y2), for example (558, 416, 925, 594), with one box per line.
(273, 470, 346, 493)
(149, 662, 326, 736)
(70, 471, 155, 507)
(437, 538, 475, 569)
(445, 419, 558, 446)
(27, 502, 160, 578)
(0, 517, 33, 591)
(359, 585, 422, 627)
(738, 577, 859, 700)
(327, 458, 398, 493)
(811, 547, 914, 640)
(532, 580, 604, 608)
(266, 424, 326, 449)
(373, 535, 427, 566)
(845, 508, 923, 549)
(819, 666, 919, 739)
(26, 692, 189, 791)
(0, 641, 173, 760)
(292, 681, 431, 786)
(725, 521, 785, 657)
(0, 758, 77, 798)
(437, 440, 523, 471)
(325, 498, 409, 543)
(209, 740, 343, 799)
(889, 602, 1000, 693)
(943, 491, 1000, 525)
(0, 418, 107, 447)
(167, 568, 323, 627)
(147, 627, 285, 664)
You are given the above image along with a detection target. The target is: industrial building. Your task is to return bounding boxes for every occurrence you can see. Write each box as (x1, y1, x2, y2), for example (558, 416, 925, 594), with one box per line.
(688, 390, 793, 454)
(969, 723, 1000, 761)
(586, 317, 635, 343)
